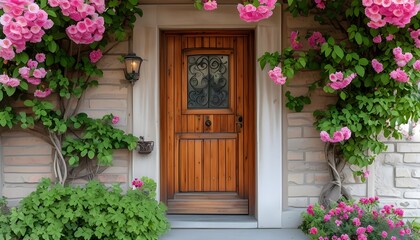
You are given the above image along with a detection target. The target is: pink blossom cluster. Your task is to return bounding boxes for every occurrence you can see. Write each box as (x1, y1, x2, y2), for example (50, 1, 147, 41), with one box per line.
(203, 0, 217, 11)
(414, 60, 420, 71)
(393, 47, 412, 67)
(371, 59, 384, 73)
(410, 29, 420, 48)
(131, 177, 144, 190)
(372, 34, 395, 43)
(0, 74, 20, 87)
(390, 68, 409, 82)
(48, 0, 105, 44)
(89, 49, 102, 63)
(0, 1, 53, 60)
(320, 127, 352, 143)
(308, 31, 326, 49)
(362, 0, 420, 29)
(268, 66, 287, 85)
(18, 53, 47, 86)
(290, 31, 303, 50)
(314, 0, 326, 9)
(34, 88, 52, 98)
(305, 197, 411, 240)
(111, 115, 119, 124)
(328, 71, 357, 90)
(237, 0, 276, 22)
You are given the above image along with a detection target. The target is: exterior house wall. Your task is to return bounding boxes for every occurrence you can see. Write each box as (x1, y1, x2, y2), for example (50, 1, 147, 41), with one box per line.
(0, 40, 133, 205)
(283, 11, 420, 220)
(0, 3, 419, 227)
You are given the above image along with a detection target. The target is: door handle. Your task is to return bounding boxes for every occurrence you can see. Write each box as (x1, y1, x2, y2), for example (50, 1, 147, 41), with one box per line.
(205, 119, 212, 127)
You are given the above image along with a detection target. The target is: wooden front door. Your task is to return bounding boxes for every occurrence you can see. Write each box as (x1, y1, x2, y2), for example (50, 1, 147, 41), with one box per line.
(160, 30, 255, 214)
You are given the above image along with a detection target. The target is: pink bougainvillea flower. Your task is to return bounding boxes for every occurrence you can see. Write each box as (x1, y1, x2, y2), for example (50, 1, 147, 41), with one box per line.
(89, 49, 103, 63)
(363, 0, 419, 28)
(5, 77, 20, 87)
(237, 1, 275, 22)
(390, 68, 409, 82)
(112, 115, 120, 124)
(35, 53, 45, 62)
(413, 60, 420, 70)
(371, 59, 384, 73)
(314, 0, 326, 9)
(131, 177, 144, 189)
(290, 31, 303, 50)
(320, 127, 352, 143)
(0, 74, 9, 84)
(372, 35, 382, 43)
(386, 34, 394, 41)
(309, 227, 318, 235)
(307, 204, 315, 215)
(34, 88, 52, 98)
(308, 31, 326, 49)
(268, 66, 287, 85)
(203, 0, 217, 11)
(328, 71, 357, 90)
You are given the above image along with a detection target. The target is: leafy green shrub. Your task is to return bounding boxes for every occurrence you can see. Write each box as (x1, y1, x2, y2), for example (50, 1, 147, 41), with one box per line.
(0, 178, 169, 240)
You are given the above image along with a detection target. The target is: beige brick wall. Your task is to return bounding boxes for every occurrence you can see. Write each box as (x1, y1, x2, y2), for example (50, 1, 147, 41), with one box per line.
(283, 10, 420, 221)
(281, 11, 358, 208)
(0, 40, 132, 203)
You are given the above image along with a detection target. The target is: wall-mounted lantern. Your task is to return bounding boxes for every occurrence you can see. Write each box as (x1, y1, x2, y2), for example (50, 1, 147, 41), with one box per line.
(124, 53, 143, 84)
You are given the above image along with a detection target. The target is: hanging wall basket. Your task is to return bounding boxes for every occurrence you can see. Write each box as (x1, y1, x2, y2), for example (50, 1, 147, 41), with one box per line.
(137, 136, 154, 154)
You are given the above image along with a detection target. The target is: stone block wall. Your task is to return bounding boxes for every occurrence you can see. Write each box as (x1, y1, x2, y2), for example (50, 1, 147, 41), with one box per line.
(0, 40, 133, 204)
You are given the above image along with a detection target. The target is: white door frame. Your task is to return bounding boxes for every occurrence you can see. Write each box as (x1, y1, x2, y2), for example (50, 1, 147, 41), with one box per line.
(132, 4, 291, 228)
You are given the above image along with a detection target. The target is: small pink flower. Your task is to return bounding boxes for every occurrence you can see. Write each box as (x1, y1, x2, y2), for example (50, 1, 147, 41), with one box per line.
(309, 227, 318, 235)
(353, 217, 361, 226)
(35, 53, 46, 62)
(203, 0, 217, 11)
(356, 227, 366, 235)
(27, 59, 38, 68)
(320, 131, 331, 142)
(363, 170, 369, 178)
(131, 177, 144, 189)
(386, 34, 394, 41)
(381, 231, 388, 238)
(34, 88, 52, 98)
(413, 60, 420, 70)
(290, 31, 303, 50)
(372, 35, 382, 43)
(324, 214, 331, 221)
(89, 49, 103, 63)
(371, 59, 383, 73)
(112, 115, 119, 124)
(335, 219, 342, 226)
(340, 234, 349, 240)
(308, 31, 326, 49)
(5, 78, 20, 87)
(268, 67, 287, 85)
(390, 68, 409, 83)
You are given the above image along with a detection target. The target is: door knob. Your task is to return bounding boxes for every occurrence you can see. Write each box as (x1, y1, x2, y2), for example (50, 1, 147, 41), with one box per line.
(205, 119, 212, 127)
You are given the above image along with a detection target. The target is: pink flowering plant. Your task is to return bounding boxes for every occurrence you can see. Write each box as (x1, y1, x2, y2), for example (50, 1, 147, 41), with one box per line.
(258, 0, 420, 177)
(300, 197, 416, 240)
(0, 1, 142, 183)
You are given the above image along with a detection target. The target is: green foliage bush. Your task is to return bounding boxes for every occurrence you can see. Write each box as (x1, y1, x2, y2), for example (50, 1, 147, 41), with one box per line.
(0, 178, 169, 240)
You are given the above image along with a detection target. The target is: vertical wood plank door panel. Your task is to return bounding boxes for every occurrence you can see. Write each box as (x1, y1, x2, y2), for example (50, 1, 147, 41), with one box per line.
(161, 30, 255, 215)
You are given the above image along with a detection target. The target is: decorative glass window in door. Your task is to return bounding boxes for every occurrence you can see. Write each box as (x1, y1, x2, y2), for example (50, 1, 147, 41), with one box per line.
(187, 55, 229, 109)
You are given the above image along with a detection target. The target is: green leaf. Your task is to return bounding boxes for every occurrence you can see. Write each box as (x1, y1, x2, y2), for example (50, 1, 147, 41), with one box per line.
(48, 41, 58, 53)
(128, 0, 138, 5)
(0, 90, 3, 101)
(4, 87, 16, 96)
(340, 92, 347, 100)
(355, 65, 365, 77)
(88, 151, 95, 159)
(46, 9, 57, 17)
(355, 32, 363, 45)
(333, 45, 344, 59)
(358, 58, 369, 66)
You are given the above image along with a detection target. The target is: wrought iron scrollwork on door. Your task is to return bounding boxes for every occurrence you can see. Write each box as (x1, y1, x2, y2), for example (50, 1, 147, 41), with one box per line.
(187, 55, 229, 109)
